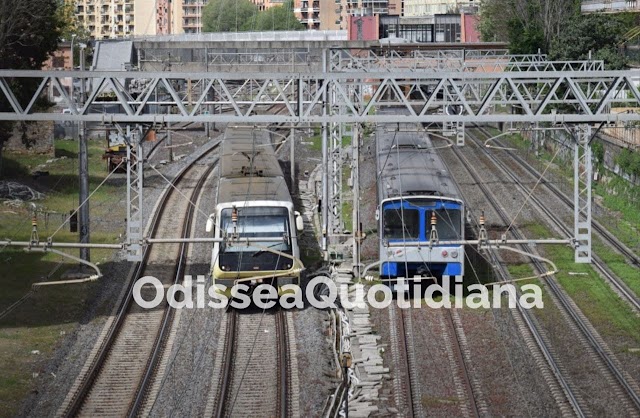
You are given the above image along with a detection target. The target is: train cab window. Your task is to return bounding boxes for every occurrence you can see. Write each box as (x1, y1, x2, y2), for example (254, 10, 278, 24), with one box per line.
(383, 208, 420, 239)
(427, 209, 462, 240)
(220, 207, 291, 254)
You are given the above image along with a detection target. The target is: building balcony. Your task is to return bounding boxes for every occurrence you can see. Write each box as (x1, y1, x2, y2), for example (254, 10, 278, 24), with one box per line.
(581, 0, 639, 12)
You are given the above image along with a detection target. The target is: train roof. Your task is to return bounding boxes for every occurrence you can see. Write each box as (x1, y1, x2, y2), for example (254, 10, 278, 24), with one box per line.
(376, 126, 462, 201)
(217, 177, 291, 205)
(220, 127, 283, 178)
(376, 128, 429, 152)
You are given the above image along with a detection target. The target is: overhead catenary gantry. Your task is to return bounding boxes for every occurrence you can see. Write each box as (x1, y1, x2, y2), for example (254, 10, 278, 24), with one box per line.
(1, 58, 639, 264)
(1, 70, 639, 124)
(328, 48, 606, 73)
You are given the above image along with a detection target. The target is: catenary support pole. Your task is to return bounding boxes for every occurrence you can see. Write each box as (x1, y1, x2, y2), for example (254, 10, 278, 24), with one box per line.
(573, 125, 592, 263)
(352, 123, 361, 277)
(321, 48, 328, 255)
(167, 122, 173, 162)
(290, 127, 295, 194)
(78, 47, 90, 262)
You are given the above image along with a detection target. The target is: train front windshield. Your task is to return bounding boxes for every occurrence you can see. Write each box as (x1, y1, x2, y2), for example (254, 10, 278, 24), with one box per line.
(219, 207, 292, 271)
(382, 199, 463, 242)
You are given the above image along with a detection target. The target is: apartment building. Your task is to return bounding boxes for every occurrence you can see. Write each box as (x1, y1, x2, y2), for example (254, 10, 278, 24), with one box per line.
(73, 0, 176, 38)
(294, 0, 399, 31)
(403, 0, 477, 17)
(74, 0, 136, 39)
(581, 0, 640, 13)
(253, 0, 286, 11)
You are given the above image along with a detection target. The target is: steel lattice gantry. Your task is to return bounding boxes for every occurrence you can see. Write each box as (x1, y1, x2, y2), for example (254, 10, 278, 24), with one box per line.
(1, 70, 639, 124)
(328, 48, 606, 73)
(2, 69, 640, 263)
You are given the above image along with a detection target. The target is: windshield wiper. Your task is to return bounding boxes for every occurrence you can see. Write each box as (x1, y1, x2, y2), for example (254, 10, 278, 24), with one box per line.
(252, 243, 284, 257)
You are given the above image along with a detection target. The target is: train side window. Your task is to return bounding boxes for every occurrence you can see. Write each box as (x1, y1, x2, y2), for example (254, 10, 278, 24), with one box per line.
(383, 209, 420, 239)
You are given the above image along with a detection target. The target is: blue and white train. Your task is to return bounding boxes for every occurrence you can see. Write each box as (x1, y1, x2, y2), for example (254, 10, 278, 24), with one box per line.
(376, 119, 465, 288)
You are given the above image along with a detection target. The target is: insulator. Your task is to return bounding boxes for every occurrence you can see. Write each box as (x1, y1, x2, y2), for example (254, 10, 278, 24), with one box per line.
(479, 210, 485, 226)
(31, 216, 37, 227)
(430, 211, 437, 226)
(231, 207, 238, 224)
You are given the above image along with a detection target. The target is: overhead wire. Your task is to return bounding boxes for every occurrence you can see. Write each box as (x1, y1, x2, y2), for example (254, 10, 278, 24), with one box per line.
(381, 120, 536, 416)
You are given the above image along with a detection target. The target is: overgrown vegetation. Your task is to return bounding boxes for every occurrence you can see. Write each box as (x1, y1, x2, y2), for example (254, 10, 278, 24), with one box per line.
(489, 127, 640, 254)
(0, 138, 122, 416)
(549, 13, 637, 69)
(615, 148, 640, 177)
(0, 0, 78, 176)
(478, 0, 639, 69)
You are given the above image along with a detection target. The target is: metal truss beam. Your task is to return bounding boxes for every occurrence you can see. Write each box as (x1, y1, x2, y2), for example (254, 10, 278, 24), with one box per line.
(328, 104, 343, 235)
(329, 49, 603, 73)
(125, 127, 144, 262)
(1, 70, 639, 124)
(573, 125, 592, 263)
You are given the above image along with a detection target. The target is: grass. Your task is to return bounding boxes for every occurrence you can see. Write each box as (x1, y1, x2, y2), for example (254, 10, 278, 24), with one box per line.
(593, 238, 640, 297)
(524, 224, 640, 346)
(0, 139, 122, 416)
(0, 139, 123, 242)
(309, 134, 322, 152)
(498, 131, 640, 255)
(0, 279, 97, 417)
(593, 177, 640, 227)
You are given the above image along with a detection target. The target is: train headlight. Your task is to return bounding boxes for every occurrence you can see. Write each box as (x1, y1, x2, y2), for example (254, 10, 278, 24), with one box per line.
(441, 250, 448, 258)
(451, 250, 459, 259)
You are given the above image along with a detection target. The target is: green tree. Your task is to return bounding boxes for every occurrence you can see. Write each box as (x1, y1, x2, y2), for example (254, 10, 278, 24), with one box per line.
(479, 0, 579, 53)
(0, 0, 65, 175)
(202, 0, 259, 32)
(57, 0, 90, 42)
(549, 13, 637, 69)
(254, 1, 304, 31)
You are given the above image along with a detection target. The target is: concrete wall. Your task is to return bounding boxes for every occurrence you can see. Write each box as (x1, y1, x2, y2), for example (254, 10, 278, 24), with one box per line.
(4, 122, 55, 155)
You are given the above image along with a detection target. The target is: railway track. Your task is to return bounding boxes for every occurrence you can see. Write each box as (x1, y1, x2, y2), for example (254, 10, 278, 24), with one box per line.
(389, 304, 482, 417)
(471, 125, 640, 312)
(446, 140, 640, 414)
(388, 304, 417, 418)
(211, 309, 292, 418)
(444, 308, 484, 418)
(58, 143, 220, 417)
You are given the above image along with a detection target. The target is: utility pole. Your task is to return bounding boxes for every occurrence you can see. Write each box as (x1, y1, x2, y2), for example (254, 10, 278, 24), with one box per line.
(290, 127, 295, 194)
(321, 49, 328, 256)
(78, 46, 90, 262)
(167, 122, 173, 162)
(351, 123, 361, 278)
(341, 351, 352, 417)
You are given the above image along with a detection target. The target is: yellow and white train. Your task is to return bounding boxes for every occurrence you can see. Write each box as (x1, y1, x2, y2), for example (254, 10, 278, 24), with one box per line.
(206, 126, 304, 288)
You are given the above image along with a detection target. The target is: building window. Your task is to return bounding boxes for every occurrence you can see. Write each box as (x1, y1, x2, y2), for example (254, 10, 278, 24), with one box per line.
(52, 56, 65, 68)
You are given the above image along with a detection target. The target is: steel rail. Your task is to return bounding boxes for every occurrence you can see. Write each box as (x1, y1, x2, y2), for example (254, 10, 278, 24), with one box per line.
(393, 306, 415, 418)
(478, 125, 640, 267)
(470, 126, 640, 312)
(276, 309, 290, 418)
(61, 143, 220, 417)
(214, 309, 238, 418)
(128, 154, 217, 416)
(446, 144, 587, 418)
(444, 309, 481, 418)
(452, 138, 640, 412)
(214, 309, 289, 418)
